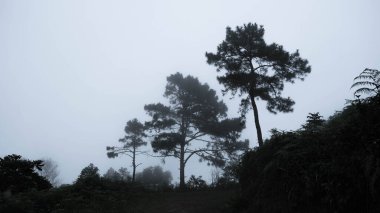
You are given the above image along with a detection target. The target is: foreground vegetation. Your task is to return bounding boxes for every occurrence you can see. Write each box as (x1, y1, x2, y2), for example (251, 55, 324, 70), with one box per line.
(0, 179, 238, 213)
(236, 94, 380, 212)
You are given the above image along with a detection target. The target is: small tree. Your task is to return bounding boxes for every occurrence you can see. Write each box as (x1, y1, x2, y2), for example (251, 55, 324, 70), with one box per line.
(206, 23, 311, 147)
(302, 112, 324, 133)
(76, 163, 100, 187)
(144, 72, 248, 189)
(107, 118, 147, 182)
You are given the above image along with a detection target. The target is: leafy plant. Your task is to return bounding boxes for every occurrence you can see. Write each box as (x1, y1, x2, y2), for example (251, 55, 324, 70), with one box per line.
(351, 68, 380, 98)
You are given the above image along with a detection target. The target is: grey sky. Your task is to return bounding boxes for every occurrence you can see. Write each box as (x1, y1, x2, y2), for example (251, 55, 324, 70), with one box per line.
(1, 0, 379, 184)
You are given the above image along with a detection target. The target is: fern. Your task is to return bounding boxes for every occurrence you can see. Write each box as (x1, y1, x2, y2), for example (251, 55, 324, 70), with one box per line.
(351, 68, 380, 97)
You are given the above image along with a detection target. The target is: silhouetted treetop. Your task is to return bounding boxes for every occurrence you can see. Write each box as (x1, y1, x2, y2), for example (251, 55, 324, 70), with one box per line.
(302, 112, 325, 133)
(77, 163, 100, 182)
(206, 23, 311, 146)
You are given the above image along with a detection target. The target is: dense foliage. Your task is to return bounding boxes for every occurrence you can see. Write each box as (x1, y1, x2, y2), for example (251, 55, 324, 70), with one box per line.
(0, 180, 138, 213)
(0, 154, 52, 194)
(237, 94, 380, 212)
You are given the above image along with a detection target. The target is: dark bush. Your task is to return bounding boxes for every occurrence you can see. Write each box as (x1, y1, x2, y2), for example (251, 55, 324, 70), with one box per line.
(187, 175, 208, 190)
(0, 154, 52, 194)
(237, 95, 380, 212)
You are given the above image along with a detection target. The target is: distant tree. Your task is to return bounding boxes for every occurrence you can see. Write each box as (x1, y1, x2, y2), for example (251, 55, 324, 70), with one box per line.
(118, 167, 131, 182)
(351, 68, 380, 98)
(103, 167, 122, 182)
(0, 154, 52, 193)
(206, 23, 311, 146)
(38, 158, 60, 187)
(76, 163, 100, 186)
(301, 112, 325, 133)
(210, 167, 222, 186)
(135, 165, 172, 187)
(107, 118, 147, 182)
(144, 72, 248, 189)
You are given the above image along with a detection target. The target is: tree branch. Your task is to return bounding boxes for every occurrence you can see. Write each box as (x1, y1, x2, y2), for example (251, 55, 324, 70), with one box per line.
(185, 132, 206, 143)
(184, 148, 230, 165)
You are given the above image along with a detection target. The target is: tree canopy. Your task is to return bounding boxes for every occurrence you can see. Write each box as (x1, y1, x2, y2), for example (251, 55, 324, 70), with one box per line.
(75, 163, 101, 187)
(206, 23, 311, 146)
(144, 72, 248, 189)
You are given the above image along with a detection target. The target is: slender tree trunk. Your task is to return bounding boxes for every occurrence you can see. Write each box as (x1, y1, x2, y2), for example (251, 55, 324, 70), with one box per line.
(249, 93, 264, 147)
(132, 147, 136, 183)
(179, 143, 185, 190)
(248, 62, 264, 147)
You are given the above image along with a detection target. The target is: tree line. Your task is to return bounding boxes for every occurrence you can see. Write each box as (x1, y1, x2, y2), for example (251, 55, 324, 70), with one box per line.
(107, 22, 311, 190)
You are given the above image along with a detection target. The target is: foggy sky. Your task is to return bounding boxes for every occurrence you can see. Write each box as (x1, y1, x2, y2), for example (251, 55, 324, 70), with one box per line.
(1, 0, 379, 184)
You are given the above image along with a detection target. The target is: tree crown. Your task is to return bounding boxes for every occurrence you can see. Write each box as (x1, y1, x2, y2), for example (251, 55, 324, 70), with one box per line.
(145, 72, 248, 166)
(206, 23, 311, 114)
(107, 118, 147, 158)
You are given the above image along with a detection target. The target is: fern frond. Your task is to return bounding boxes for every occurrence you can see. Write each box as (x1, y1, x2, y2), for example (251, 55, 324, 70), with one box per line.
(351, 81, 377, 89)
(354, 87, 375, 95)
(351, 68, 380, 97)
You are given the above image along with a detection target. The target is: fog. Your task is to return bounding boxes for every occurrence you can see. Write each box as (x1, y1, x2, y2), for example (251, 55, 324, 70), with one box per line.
(1, 0, 379, 184)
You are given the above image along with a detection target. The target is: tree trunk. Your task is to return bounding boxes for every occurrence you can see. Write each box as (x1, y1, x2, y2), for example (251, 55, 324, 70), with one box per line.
(179, 143, 185, 190)
(132, 147, 136, 183)
(249, 93, 264, 147)
(248, 62, 263, 147)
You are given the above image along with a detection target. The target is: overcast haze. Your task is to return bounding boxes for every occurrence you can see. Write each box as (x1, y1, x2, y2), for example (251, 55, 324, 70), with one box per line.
(1, 0, 379, 184)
